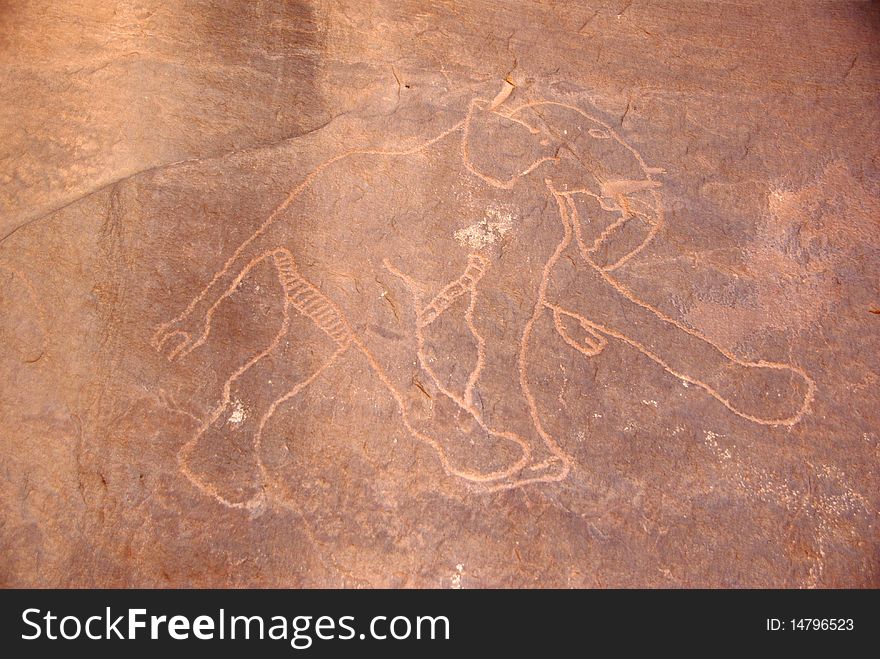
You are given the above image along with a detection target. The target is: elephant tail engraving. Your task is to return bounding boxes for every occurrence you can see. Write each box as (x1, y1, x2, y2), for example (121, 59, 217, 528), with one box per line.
(271, 249, 352, 347)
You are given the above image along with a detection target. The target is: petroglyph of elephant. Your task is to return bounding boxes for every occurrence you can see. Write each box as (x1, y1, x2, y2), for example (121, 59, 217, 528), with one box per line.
(154, 89, 814, 509)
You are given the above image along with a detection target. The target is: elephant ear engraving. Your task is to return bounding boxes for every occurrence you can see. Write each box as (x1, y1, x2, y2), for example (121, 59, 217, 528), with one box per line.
(462, 99, 558, 190)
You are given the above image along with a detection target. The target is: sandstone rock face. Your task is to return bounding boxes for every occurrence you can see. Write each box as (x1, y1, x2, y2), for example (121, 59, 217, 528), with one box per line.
(1, 1, 878, 587)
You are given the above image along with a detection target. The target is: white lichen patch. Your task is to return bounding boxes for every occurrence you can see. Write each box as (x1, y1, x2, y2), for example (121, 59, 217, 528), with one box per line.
(227, 400, 247, 426)
(454, 204, 516, 249)
(450, 563, 464, 589)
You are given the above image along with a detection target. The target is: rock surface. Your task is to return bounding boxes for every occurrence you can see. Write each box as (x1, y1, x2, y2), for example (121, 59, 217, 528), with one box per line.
(1, 0, 878, 587)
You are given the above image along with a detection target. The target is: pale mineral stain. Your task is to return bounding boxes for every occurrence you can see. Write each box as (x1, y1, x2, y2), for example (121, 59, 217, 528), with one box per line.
(703, 430, 731, 460)
(454, 204, 515, 249)
(450, 563, 464, 589)
(227, 400, 247, 426)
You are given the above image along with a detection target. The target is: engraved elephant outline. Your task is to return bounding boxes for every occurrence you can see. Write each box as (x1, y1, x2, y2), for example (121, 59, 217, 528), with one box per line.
(153, 89, 815, 509)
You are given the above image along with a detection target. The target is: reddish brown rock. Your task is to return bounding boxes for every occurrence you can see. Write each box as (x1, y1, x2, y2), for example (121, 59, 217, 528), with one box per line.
(1, 1, 878, 587)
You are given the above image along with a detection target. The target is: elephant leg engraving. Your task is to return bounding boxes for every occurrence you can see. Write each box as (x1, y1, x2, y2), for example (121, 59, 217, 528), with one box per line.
(542, 186, 814, 427)
(374, 257, 531, 483)
(178, 250, 350, 509)
(405, 254, 572, 490)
